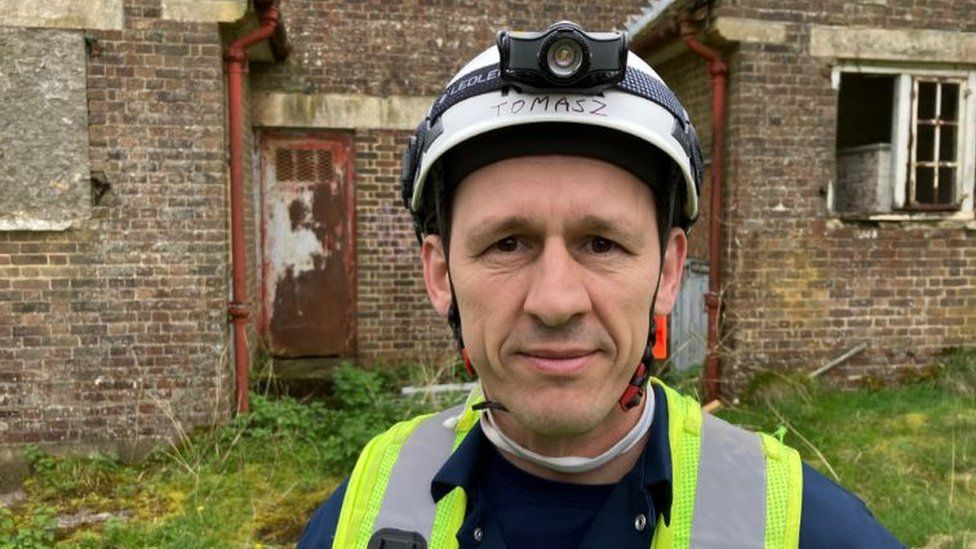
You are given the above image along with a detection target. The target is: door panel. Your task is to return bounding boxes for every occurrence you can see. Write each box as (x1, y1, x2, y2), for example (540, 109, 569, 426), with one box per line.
(259, 132, 356, 357)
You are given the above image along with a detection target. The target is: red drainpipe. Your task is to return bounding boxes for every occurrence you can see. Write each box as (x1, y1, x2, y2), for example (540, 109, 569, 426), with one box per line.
(224, 3, 279, 413)
(680, 24, 728, 403)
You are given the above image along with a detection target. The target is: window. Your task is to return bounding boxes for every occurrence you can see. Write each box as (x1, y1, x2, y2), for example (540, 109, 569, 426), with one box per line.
(833, 68, 976, 218)
(909, 79, 959, 208)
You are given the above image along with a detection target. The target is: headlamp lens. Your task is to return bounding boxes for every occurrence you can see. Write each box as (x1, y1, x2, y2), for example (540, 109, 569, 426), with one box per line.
(546, 37, 583, 77)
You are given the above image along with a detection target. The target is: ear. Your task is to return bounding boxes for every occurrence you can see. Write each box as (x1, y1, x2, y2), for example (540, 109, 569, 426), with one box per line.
(422, 234, 453, 317)
(653, 227, 688, 316)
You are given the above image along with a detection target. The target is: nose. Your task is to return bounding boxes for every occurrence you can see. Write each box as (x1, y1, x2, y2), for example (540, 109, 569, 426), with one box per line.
(523, 239, 592, 327)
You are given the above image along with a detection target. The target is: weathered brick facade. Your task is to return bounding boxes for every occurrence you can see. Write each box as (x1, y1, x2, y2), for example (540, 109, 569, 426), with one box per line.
(649, 0, 976, 391)
(5, 0, 971, 485)
(0, 0, 649, 484)
(0, 0, 231, 482)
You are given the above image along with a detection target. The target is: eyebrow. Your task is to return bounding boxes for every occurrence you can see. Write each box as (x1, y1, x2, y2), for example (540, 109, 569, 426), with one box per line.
(463, 213, 646, 252)
(463, 215, 539, 251)
(575, 214, 646, 246)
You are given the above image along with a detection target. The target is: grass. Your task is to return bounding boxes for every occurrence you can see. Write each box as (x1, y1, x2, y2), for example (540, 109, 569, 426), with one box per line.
(716, 348, 976, 547)
(2, 351, 973, 547)
(2, 393, 344, 548)
(1, 363, 466, 548)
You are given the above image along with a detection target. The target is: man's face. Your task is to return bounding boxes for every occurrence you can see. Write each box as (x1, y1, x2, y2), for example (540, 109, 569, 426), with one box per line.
(422, 155, 686, 443)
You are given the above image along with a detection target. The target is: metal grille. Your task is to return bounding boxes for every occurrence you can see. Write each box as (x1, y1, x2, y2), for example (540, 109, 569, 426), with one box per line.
(275, 148, 294, 181)
(316, 150, 334, 183)
(275, 148, 334, 183)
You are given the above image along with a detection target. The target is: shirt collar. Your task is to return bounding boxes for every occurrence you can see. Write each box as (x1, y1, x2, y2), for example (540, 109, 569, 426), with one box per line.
(430, 383, 673, 524)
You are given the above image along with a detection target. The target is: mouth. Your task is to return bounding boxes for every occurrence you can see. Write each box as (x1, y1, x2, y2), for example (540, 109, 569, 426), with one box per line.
(516, 348, 599, 376)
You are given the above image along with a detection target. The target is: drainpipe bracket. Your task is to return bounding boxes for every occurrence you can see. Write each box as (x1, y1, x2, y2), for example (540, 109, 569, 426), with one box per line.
(705, 292, 722, 310)
(228, 302, 250, 321)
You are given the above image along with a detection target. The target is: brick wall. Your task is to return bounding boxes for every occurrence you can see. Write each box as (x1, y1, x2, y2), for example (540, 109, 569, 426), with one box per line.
(0, 0, 231, 475)
(352, 129, 454, 362)
(716, 0, 976, 31)
(655, 0, 976, 392)
(657, 51, 713, 262)
(254, 1, 651, 97)
(14, 0, 969, 477)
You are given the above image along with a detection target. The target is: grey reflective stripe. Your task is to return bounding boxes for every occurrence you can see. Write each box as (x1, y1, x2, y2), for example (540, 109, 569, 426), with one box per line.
(690, 414, 767, 549)
(371, 405, 464, 540)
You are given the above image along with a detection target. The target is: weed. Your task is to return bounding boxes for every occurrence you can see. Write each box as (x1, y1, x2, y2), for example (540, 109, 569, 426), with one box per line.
(741, 369, 818, 407)
(935, 347, 976, 397)
(0, 505, 56, 548)
(314, 363, 449, 476)
(23, 447, 122, 502)
(655, 362, 704, 400)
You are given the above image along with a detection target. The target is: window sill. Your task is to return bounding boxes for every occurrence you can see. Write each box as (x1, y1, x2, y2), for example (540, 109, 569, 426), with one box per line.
(829, 211, 976, 230)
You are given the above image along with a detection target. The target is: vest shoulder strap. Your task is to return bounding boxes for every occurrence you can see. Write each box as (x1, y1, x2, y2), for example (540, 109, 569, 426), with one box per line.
(652, 379, 703, 548)
(759, 432, 804, 549)
(333, 405, 470, 549)
(651, 378, 803, 549)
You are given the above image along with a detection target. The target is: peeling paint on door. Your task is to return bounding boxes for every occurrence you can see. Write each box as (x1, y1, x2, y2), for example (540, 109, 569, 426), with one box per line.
(259, 132, 356, 357)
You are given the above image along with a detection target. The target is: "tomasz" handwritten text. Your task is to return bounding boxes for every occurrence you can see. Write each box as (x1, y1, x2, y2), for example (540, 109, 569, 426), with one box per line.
(490, 96, 608, 117)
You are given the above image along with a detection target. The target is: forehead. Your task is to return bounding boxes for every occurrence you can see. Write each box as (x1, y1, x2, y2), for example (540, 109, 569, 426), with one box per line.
(450, 155, 658, 231)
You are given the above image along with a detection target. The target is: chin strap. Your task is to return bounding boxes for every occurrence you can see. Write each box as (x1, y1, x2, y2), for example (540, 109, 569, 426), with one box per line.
(461, 347, 476, 377)
(472, 399, 509, 412)
(618, 318, 655, 411)
(478, 386, 655, 474)
(619, 181, 675, 411)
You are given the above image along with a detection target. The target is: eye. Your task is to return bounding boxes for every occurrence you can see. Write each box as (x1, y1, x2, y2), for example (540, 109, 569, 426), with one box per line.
(589, 237, 617, 254)
(494, 236, 520, 253)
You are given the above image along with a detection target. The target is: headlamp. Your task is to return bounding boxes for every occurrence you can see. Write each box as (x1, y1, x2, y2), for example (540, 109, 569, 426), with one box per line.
(496, 20, 628, 94)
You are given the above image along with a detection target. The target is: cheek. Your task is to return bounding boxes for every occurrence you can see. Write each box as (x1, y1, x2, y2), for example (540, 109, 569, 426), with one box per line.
(596, 279, 654, 358)
(456, 274, 524, 355)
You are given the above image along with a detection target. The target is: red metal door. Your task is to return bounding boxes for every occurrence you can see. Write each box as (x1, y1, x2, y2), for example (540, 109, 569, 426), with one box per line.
(259, 132, 356, 357)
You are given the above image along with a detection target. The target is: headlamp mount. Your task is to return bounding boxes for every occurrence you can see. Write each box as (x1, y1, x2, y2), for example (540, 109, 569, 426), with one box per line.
(496, 21, 628, 94)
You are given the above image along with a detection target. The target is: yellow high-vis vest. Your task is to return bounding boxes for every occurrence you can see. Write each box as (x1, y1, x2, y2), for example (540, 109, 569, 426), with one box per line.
(332, 379, 804, 548)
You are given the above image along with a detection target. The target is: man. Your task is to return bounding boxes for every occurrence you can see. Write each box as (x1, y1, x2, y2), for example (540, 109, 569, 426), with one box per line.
(300, 22, 902, 548)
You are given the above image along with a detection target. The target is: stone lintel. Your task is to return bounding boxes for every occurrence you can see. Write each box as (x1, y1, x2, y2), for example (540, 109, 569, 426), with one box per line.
(711, 17, 788, 45)
(252, 92, 434, 131)
(161, 0, 248, 23)
(0, 0, 123, 31)
(810, 26, 976, 63)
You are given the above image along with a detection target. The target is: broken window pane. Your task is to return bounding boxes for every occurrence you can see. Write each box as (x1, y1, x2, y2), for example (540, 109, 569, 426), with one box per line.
(916, 124, 935, 162)
(938, 168, 956, 204)
(834, 73, 896, 214)
(917, 81, 937, 120)
(939, 126, 956, 162)
(915, 166, 935, 203)
(942, 84, 959, 121)
(836, 73, 894, 149)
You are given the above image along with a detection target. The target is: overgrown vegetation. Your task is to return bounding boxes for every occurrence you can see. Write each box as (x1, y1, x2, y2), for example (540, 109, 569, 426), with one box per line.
(716, 348, 976, 547)
(0, 362, 464, 548)
(1, 350, 973, 547)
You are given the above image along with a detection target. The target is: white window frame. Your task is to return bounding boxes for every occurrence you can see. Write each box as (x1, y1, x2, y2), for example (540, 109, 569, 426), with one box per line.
(832, 64, 976, 220)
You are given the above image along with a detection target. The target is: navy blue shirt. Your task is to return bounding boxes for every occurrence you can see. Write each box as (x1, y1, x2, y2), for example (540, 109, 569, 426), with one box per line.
(299, 385, 903, 548)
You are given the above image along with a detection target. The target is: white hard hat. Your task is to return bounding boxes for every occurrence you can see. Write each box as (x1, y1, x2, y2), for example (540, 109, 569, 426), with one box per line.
(401, 23, 704, 237)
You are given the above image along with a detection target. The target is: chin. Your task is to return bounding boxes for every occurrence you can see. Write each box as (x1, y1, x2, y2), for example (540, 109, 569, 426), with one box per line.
(511, 392, 613, 437)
